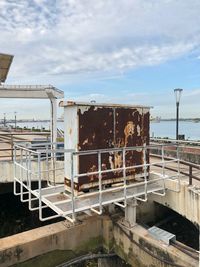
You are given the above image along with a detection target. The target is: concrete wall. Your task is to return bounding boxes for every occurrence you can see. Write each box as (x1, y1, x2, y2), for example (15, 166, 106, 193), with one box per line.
(149, 179, 200, 226)
(0, 216, 102, 267)
(112, 221, 198, 267)
(0, 214, 198, 267)
(0, 160, 64, 184)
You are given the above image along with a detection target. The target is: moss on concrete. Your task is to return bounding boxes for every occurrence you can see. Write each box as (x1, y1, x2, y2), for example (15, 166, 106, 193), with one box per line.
(12, 250, 75, 267)
(12, 236, 102, 267)
(75, 236, 103, 253)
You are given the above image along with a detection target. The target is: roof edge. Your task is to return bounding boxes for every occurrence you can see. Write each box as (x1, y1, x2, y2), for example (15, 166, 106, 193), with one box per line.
(59, 100, 152, 109)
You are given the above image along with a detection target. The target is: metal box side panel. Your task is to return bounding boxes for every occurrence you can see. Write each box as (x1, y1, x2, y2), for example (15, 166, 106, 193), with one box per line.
(64, 105, 78, 183)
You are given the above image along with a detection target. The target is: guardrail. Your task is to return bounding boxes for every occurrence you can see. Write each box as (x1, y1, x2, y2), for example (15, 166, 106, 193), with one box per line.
(151, 154, 200, 186)
(150, 138, 200, 185)
(0, 132, 50, 161)
(14, 142, 182, 223)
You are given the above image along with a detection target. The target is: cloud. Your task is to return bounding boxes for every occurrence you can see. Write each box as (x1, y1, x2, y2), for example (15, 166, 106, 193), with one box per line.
(0, 0, 200, 83)
(0, 0, 200, 119)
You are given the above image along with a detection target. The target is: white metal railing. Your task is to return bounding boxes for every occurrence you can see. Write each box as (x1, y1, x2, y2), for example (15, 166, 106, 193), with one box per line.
(13, 142, 182, 223)
(151, 137, 200, 146)
(0, 84, 54, 89)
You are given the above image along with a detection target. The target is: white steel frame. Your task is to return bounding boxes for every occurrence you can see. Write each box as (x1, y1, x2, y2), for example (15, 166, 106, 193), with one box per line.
(13, 142, 181, 223)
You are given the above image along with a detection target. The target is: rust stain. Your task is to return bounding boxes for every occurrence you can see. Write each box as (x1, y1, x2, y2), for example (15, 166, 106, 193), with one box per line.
(65, 105, 150, 191)
(124, 121, 135, 146)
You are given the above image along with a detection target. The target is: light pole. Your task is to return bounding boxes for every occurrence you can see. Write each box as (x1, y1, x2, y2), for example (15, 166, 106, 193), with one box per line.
(14, 112, 17, 129)
(174, 88, 183, 140)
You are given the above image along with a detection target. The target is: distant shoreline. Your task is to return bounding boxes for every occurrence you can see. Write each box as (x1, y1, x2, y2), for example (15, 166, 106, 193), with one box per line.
(151, 118, 200, 122)
(1, 118, 200, 123)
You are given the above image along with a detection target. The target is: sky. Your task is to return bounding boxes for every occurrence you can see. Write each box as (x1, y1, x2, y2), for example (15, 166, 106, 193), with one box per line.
(0, 0, 200, 120)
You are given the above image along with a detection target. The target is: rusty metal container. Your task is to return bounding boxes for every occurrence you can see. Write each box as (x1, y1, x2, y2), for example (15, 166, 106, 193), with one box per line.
(60, 101, 150, 193)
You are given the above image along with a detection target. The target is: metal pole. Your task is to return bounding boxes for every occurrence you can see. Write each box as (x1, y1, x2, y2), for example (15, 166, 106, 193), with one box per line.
(174, 88, 183, 140)
(71, 152, 76, 222)
(176, 102, 179, 140)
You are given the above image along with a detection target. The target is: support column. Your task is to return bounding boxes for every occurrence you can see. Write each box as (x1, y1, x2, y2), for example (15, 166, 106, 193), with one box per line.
(46, 89, 57, 145)
(50, 97, 57, 144)
(108, 203, 115, 214)
(124, 198, 137, 227)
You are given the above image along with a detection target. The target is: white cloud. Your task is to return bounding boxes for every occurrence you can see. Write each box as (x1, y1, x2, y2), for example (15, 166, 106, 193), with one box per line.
(0, 0, 199, 83)
(0, 0, 200, 120)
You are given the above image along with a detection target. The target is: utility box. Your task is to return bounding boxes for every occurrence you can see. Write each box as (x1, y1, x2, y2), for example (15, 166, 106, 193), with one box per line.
(60, 101, 150, 193)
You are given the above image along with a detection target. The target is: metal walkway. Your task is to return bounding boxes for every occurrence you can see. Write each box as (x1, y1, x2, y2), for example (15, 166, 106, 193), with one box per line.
(13, 142, 181, 223)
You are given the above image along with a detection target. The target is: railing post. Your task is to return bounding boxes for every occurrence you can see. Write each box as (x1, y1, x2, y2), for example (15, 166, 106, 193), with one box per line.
(28, 151, 32, 210)
(189, 165, 192, 186)
(122, 147, 127, 207)
(20, 148, 24, 202)
(98, 151, 102, 214)
(13, 144, 17, 195)
(71, 152, 76, 222)
(143, 144, 148, 200)
(46, 144, 50, 186)
(11, 134, 14, 161)
(176, 144, 181, 192)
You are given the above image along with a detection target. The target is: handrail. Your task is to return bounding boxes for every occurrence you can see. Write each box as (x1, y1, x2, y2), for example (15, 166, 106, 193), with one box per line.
(151, 138, 200, 146)
(151, 154, 200, 185)
(14, 141, 199, 223)
(0, 131, 50, 161)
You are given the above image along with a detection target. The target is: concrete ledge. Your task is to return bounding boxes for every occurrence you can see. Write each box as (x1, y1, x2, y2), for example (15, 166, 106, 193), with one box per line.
(0, 161, 64, 184)
(149, 179, 200, 226)
(0, 216, 103, 267)
(0, 210, 198, 267)
(113, 222, 198, 267)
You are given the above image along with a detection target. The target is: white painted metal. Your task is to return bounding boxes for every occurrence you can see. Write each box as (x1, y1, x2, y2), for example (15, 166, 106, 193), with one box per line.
(148, 226, 176, 245)
(151, 145, 166, 196)
(0, 85, 63, 99)
(0, 84, 64, 144)
(64, 105, 78, 183)
(13, 142, 182, 223)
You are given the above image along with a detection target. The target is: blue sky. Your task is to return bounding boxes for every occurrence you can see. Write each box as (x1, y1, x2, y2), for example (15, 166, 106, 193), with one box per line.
(0, 0, 200, 119)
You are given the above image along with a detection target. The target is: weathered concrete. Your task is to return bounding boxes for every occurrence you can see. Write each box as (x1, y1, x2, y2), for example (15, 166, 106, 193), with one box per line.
(149, 179, 200, 226)
(0, 160, 64, 185)
(125, 199, 137, 228)
(0, 216, 102, 267)
(0, 214, 198, 267)
(112, 221, 198, 267)
(0, 177, 199, 267)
